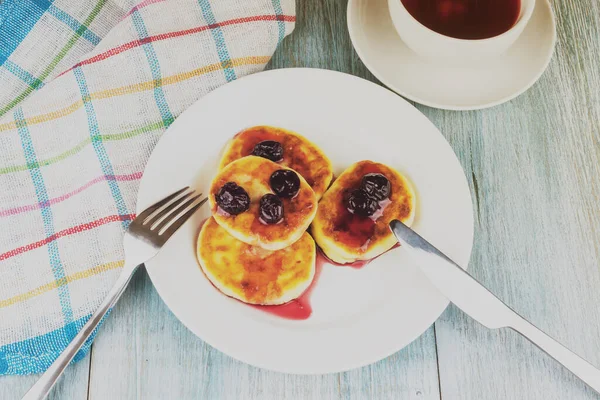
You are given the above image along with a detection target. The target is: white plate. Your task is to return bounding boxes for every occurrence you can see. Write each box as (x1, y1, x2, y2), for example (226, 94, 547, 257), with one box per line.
(138, 68, 474, 374)
(347, 0, 557, 110)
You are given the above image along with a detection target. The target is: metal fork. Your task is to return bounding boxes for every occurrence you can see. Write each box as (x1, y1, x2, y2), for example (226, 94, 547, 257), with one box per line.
(22, 187, 207, 400)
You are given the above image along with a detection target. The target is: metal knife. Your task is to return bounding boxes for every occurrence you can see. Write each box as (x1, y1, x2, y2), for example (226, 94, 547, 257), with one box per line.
(389, 219, 600, 394)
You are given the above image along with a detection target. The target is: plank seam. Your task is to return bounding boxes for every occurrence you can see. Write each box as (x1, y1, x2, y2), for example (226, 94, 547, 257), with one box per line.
(433, 323, 443, 400)
(87, 343, 94, 400)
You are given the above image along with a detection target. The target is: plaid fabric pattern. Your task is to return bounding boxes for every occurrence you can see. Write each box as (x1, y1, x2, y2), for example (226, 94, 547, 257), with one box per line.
(0, 0, 295, 375)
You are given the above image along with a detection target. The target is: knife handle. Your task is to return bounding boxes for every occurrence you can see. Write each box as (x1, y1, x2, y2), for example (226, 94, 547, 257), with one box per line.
(510, 315, 600, 393)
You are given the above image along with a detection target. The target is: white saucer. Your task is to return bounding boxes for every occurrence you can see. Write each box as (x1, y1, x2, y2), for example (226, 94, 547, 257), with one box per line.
(347, 0, 557, 110)
(138, 68, 474, 374)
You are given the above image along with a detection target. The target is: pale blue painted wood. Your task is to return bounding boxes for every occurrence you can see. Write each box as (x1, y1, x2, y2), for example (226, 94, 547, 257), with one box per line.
(0, 354, 90, 400)
(339, 328, 440, 400)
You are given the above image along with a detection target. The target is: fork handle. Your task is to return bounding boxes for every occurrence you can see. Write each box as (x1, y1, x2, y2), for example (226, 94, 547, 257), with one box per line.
(21, 262, 140, 400)
(510, 315, 600, 394)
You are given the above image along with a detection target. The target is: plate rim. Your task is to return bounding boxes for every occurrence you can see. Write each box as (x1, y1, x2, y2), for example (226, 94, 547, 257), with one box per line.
(346, 0, 557, 111)
(139, 67, 475, 374)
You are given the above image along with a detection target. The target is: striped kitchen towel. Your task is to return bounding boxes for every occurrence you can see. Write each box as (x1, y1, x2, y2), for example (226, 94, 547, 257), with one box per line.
(0, 0, 295, 375)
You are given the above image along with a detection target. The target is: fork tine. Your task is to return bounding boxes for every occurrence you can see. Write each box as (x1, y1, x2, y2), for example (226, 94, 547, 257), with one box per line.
(152, 193, 203, 232)
(136, 187, 189, 223)
(145, 190, 195, 227)
(160, 197, 208, 239)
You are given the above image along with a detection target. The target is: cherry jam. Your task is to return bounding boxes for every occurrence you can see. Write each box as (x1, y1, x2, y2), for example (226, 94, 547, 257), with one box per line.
(333, 164, 393, 250)
(317, 243, 400, 269)
(251, 259, 323, 320)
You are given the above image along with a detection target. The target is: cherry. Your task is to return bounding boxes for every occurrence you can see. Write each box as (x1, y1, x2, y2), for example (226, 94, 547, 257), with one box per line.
(345, 189, 380, 217)
(259, 194, 284, 224)
(361, 173, 391, 201)
(215, 182, 250, 215)
(252, 140, 284, 162)
(270, 169, 300, 198)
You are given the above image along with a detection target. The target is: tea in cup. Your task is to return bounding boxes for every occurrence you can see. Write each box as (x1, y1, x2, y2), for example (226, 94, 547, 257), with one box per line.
(388, 0, 536, 64)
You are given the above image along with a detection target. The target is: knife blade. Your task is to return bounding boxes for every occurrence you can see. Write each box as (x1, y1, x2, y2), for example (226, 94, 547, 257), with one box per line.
(389, 219, 515, 329)
(389, 219, 600, 394)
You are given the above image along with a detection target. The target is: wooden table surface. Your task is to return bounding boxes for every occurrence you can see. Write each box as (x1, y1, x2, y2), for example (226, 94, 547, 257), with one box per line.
(4, 0, 600, 398)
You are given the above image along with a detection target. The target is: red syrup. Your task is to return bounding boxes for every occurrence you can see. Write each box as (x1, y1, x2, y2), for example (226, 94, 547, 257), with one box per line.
(330, 192, 392, 257)
(249, 243, 400, 319)
(251, 258, 323, 320)
(317, 243, 401, 269)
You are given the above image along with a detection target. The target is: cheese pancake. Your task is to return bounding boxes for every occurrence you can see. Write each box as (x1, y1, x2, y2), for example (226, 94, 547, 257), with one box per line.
(219, 126, 333, 199)
(209, 156, 318, 251)
(197, 217, 316, 305)
(311, 160, 416, 264)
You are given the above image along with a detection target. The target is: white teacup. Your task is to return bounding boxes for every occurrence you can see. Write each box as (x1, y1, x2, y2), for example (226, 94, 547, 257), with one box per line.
(388, 0, 536, 64)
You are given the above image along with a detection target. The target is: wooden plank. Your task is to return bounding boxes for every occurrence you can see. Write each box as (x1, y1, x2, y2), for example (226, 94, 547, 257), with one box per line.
(267, 0, 381, 82)
(339, 328, 441, 400)
(429, 0, 600, 398)
(0, 354, 90, 400)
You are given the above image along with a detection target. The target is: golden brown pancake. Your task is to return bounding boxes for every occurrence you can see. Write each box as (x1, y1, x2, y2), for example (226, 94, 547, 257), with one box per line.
(311, 160, 416, 264)
(219, 126, 333, 199)
(197, 217, 316, 305)
(209, 155, 318, 251)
